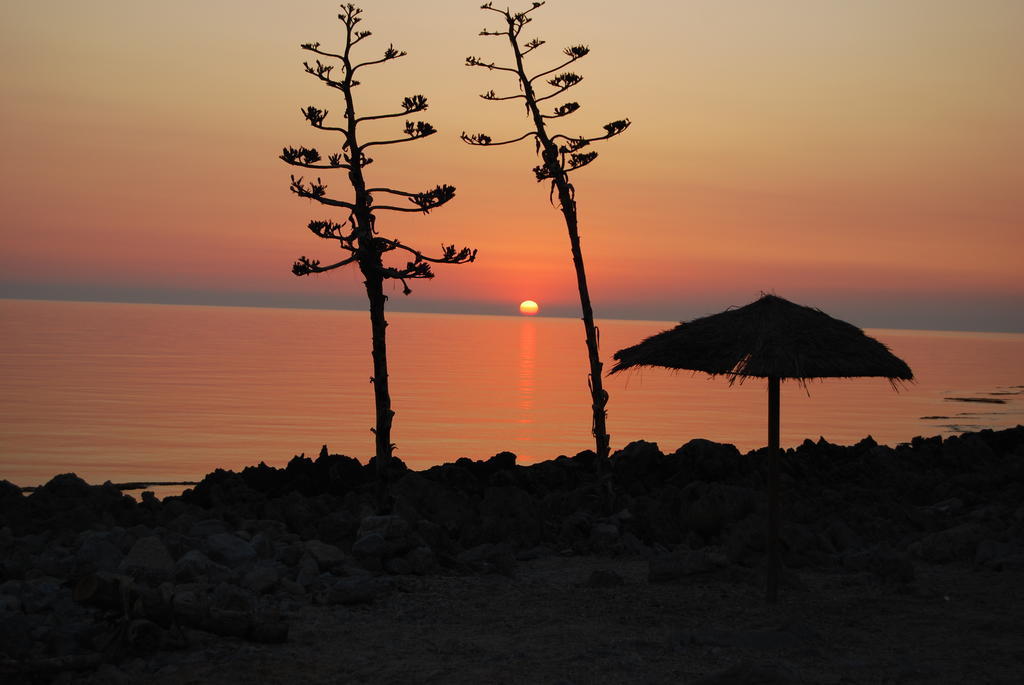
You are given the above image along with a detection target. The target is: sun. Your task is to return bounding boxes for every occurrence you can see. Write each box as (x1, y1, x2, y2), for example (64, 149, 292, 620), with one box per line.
(519, 300, 539, 316)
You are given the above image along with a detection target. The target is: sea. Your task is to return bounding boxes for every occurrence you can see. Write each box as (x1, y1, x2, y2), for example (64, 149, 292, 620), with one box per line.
(2, 299, 1022, 492)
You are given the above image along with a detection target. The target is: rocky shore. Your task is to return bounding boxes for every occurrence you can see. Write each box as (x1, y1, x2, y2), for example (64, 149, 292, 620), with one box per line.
(2, 426, 1023, 683)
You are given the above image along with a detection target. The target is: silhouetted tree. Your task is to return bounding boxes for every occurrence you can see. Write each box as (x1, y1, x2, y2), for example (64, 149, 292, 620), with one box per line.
(284, 4, 476, 507)
(464, 1, 629, 465)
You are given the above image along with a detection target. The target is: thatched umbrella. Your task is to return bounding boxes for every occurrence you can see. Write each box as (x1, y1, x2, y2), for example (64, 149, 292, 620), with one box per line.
(610, 294, 913, 601)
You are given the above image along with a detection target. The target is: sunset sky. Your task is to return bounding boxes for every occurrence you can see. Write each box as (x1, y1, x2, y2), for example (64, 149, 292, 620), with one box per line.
(1, 0, 1021, 332)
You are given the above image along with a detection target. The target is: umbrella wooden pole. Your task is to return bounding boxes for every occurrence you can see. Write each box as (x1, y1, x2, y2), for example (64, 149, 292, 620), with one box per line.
(766, 375, 781, 603)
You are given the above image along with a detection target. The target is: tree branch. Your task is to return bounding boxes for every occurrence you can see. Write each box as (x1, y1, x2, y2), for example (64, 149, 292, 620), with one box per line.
(542, 101, 581, 119)
(465, 56, 519, 74)
(535, 73, 583, 103)
(480, 89, 527, 102)
(300, 43, 344, 61)
(355, 95, 428, 124)
(289, 175, 355, 209)
(551, 119, 631, 147)
(353, 44, 408, 71)
(460, 131, 536, 146)
(303, 60, 350, 91)
(280, 146, 351, 170)
(292, 254, 357, 276)
(306, 219, 357, 244)
(372, 184, 456, 213)
(521, 37, 546, 56)
(360, 121, 436, 150)
(385, 240, 478, 265)
(528, 46, 589, 84)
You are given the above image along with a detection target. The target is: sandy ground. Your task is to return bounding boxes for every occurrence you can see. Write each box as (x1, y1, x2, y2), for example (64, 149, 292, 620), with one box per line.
(98, 555, 1024, 685)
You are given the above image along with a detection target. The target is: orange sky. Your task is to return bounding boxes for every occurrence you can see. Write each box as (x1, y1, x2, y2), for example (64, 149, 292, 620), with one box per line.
(1, 0, 1021, 331)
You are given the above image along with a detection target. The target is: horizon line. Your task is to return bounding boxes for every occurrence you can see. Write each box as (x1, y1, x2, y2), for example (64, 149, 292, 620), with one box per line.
(3, 294, 1022, 338)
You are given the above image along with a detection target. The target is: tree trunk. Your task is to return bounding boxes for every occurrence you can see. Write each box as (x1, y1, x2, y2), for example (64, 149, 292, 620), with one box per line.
(558, 193, 611, 465)
(364, 270, 394, 511)
(503, 20, 611, 468)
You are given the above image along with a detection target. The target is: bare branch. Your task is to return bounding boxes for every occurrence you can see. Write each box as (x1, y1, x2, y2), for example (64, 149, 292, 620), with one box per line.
(529, 46, 590, 84)
(280, 146, 351, 170)
(360, 120, 436, 150)
(306, 219, 357, 245)
(385, 240, 477, 265)
(465, 56, 518, 74)
(356, 95, 428, 124)
(551, 119, 632, 147)
(535, 72, 583, 103)
(460, 131, 536, 146)
(354, 44, 408, 71)
(373, 184, 456, 213)
(301, 106, 349, 134)
(480, 89, 526, 102)
(543, 101, 581, 119)
(300, 43, 344, 61)
(289, 175, 355, 209)
(303, 60, 349, 91)
(522, 37, 546, 55)
(292, 254, 357, 276)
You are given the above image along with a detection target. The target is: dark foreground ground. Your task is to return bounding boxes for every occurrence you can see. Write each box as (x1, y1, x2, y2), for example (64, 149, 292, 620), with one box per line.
(2, 426, 1023, 683)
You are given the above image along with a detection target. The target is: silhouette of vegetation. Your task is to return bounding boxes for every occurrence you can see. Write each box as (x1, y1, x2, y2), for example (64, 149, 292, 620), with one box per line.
(283, 4, 476, 508)
(465, 1, 629, 466)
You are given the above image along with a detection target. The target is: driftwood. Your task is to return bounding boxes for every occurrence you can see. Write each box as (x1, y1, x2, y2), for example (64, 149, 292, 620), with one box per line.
(74, 572, 288, 644)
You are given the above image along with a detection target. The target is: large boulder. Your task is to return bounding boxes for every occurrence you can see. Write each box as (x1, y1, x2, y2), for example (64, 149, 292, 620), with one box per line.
(204, 532, 257, 568)
(118, 535, 175, 582)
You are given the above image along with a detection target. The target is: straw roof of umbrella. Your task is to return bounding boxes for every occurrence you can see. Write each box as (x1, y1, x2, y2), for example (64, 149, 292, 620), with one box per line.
(610, 294, 913, 384)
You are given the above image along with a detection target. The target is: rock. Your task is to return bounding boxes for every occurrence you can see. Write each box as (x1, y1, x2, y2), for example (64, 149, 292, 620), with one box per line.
(174, 549, 231, 582)
(250, 532, 275, 558)
(242, 563, 281, 594)
(204, 532, 257, 568)
(975, 539, 1014, 566)
(304, 540, 347, 570)
(585, 569, 625, 588)
(457, 543, 516, 575)
(842, 545, 915, 583)
(118, 536, 175, 582)
(384, 556, 412, 575)
(351, 533, 388, 559)
(909, 523, 985, 562)
(212, 582, 254, 612)
(279, 578, 305, 596)
(0, 609, 34, 658)
(405, 546, 439, 575)
(674, 439, 744, 481)
(823, 520, 862, 552)
(680, 482, 755, 536)
(478, 486, 543, 547)
(357, 514, 410, 540)
(316, 511, 356, 543)
(648, 550, 720, 582)
(313, 576, 391, 605)
(295, 554, 319, 587)
(188, 518, 229, 538)
(75, 532, 123, 573)
(589, 522, 620, 552)
(39, 473, 93, 498)
(619, 532, 652, 557)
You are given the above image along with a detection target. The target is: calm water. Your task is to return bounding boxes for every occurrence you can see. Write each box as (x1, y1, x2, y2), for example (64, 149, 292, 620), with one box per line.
(1, 299, 1022, 487)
